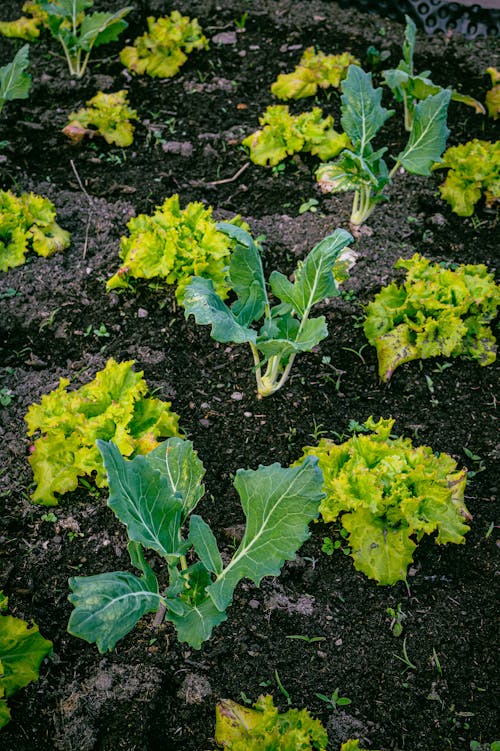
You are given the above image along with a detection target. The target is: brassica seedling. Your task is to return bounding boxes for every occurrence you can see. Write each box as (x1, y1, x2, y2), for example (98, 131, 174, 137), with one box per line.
(383, 15, 484, 131)
(67, 438, 324, 651)
(183, 224, 354, 397)
(38, 0, 132, 78)
(316, 64, 451, 225)
(0, 44, 31, 115)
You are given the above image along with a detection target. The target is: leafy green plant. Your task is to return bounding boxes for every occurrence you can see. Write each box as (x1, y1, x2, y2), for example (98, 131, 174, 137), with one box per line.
(297, 416, 471, 585)
(0, 44, 31, 115)
(433, 139, 500, 217)
(386, 602, 406, 636)
(271, 47, 359, 100)
(486, 67, 500, 119)
(0, 1, 45, 40)
(316, 64, 451, 225)
(67, 438, 324, 651)
(120, 11, 208, 78)
(0, 189, 70, 272)
(383, 15, 484, 131)
(106, 194, 248, 303)
(315, 687, 352, 710)
(363, 254, 500, 381)
(242, 105, 350, 167)
(0, 591, 52, 728)
(38, 0, 132, 78)
(62, 89, 138, 147)
(212, 694, 328, 750)
(25, 358, 181, 505)
(183, 224, 354, 397)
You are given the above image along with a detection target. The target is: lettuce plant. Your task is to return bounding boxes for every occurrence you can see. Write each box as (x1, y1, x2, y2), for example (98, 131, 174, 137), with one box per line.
(106, 194, 247, 303)
(0, 189, 69, 272)
(67, 438, 323, 651)
(364, 253, 500, 381)
(316, 64, 451, 225)
(0, 592, 52, 728)
(298, 417, 471, 585)
(120, 11, 208, 78)
(242, 105, 350, 166)
(38, 0, 132, 78)
(434, 139, 500, 216)
(212, 694, 328, 750)
(271, 47, 359, 100)
(25, 358, 181, 505)
(383, 15, 484, 131)
(0, 1, 46, 40)
(184, 224, 354, 397)
(0, 44, 31, 115)
(486, 67, 500, 120)
(62, 89, 138, 147)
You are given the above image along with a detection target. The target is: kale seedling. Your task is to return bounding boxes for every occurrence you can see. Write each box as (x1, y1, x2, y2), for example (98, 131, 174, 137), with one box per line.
(38, 0, 132, 78)
(364, 253, 500, 380)
(298, 416, 471, 585)
(120, 11, 208, 78)
(183, 224, 354, 397)
(383, 15, 484, 131)
(0, 591, 52, 728)
(316, 64, 451, 225)
(63, 90, 138, 147)
(271, 47, 359, 100)
(67, 438, 324, 651)
(0, 45, 31, 115)
(434, 139, 500, 217)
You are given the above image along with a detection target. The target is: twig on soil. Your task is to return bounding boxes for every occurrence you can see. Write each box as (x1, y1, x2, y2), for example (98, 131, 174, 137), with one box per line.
(192, 161, 250, 187)
(70, 159, 93, 259)
(152, 602, 167, 627)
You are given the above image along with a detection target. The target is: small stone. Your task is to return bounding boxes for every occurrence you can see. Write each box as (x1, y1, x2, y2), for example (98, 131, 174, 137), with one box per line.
(244, 411, 252, 417)
(249, 599, 260, 609)
(212, 31, 237, 45)
(199, 418, 211, 428)
(335, 638, 343, 646)
(161, 140, 194, 157)
(137, 308, 148, 318)
(231, 391, 243, 401)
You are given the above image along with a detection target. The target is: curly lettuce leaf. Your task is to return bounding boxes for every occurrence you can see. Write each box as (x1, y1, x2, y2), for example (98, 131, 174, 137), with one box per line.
(0, 16, 41, 40)
(271, 47, 359, 100)
(298, 417, 471, 584)
(63, 89, 138, 147)
(120, 11, 208, 78)
(213, 694, 328, 750)
(364, 253, 500, 380)
(106, 194, 246, 303)
(436, 139, 500, 216)
(0, 609, 52, 727)
(25, 358, 182, 505)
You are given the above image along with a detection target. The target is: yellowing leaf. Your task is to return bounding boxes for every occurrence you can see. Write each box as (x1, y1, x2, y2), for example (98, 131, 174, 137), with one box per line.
(64, 90, 138, 147)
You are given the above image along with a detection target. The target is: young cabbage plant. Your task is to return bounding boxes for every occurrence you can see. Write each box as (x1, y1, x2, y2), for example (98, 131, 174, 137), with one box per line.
(183, 224, 354, 397)
(39, 0, 132, 78)
(67, 438, 324, 652)
(316, 64, 451, 226)
(383, 15, 484, 131)
(0, 44, 31, 115)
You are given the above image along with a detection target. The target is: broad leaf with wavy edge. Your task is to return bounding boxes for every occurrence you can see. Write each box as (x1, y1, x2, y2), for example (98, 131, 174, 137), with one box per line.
(340, 65, 393, 154)
(208, 457, 324, 611)
(184, 276, 257, 344)
(397, 89, 451, 175)
(68, 571, 161, 653)
(146, 437, 206, 522)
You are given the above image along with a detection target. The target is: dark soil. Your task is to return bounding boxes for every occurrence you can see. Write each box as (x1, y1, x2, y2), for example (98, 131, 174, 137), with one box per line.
(0, 2, 498, 750)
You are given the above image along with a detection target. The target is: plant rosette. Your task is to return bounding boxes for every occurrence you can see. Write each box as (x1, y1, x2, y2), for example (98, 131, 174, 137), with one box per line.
(62, 90, 138, 147)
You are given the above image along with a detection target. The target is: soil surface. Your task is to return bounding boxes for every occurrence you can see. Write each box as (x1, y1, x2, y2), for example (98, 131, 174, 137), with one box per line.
(0, 2, 498, 750)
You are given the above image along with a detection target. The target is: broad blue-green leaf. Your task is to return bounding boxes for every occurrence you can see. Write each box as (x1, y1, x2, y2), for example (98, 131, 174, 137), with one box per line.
(189, 515, 223, 575)
(0, 45, 31, 111)
(98, 440, 183, 560)
(68, 571, 161, 653)
(79, 8, 131, 51)
(342, 508, 416, 585)
(146, 437, 206, 521)
(184, 276, 257, 344)
(399, 14, 416, 74)
(165, 595, 227, 649)
(397, 89, 451, 175)
(208, 456, 324, 612)
(269, 229, 353, 317)
(217, 224, 268, 326)
(256, 316, 328, 360)
(127, 541, 158, 591)
(340, 65, 394, 153)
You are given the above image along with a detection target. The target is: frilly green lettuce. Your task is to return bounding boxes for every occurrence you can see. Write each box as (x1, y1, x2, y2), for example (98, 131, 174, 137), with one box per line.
(435, 139, 500, 216)
(63, 90, 138, 147)
(271, 48, 359, 100)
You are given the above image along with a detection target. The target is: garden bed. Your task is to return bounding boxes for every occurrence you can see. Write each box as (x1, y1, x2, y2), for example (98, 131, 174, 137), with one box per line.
(0, 1, 498, 749)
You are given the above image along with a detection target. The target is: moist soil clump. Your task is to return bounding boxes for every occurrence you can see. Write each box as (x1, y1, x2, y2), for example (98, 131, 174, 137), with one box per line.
(0, 2, 498, 750)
